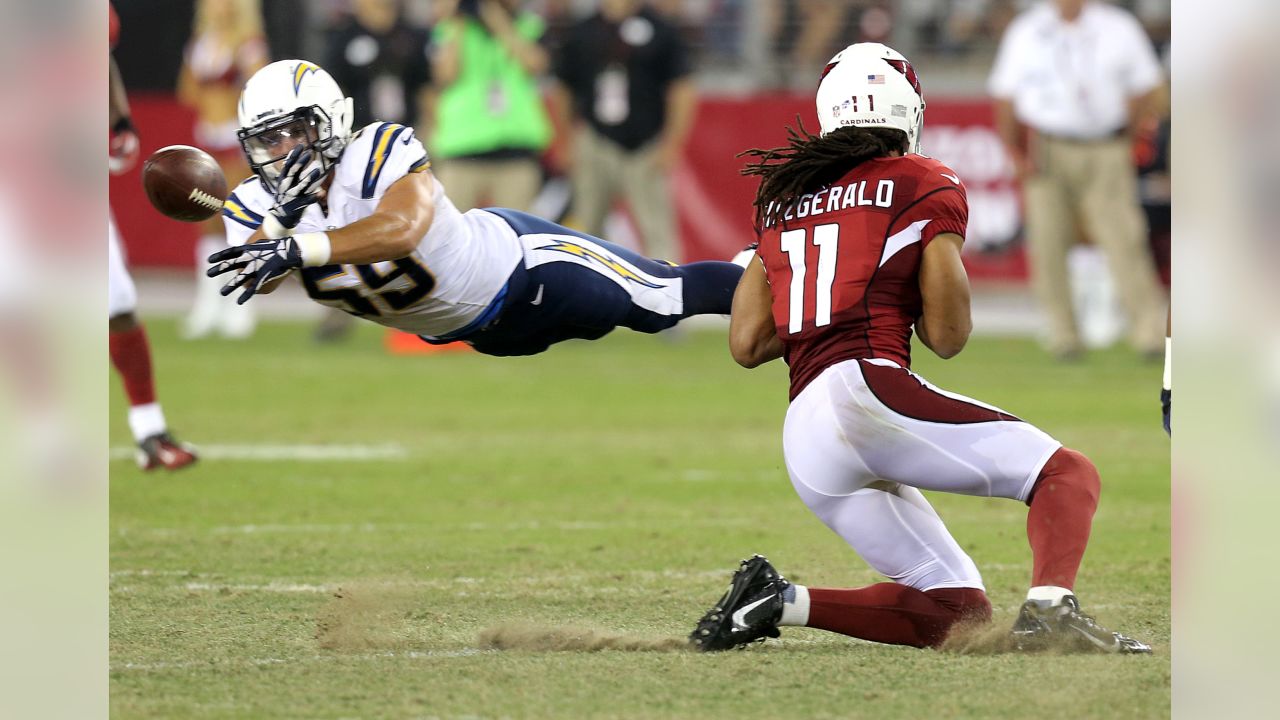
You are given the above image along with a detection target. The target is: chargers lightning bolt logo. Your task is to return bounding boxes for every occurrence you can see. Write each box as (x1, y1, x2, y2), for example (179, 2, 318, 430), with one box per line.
(293, 62, 319, 95)
(543, 240, 664, 288)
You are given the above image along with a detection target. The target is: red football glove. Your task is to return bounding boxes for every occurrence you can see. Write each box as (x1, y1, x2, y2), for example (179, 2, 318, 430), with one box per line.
(109, 117, 140, 175)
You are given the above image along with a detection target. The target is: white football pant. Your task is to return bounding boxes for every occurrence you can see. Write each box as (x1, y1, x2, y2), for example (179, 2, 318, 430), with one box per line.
(782, 358, 1062, 591)
(108, 214, 137, 318)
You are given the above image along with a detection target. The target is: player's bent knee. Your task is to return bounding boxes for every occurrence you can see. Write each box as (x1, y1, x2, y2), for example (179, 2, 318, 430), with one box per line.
(922, 587, 992, 647)
(1028, 447, 1100, 506)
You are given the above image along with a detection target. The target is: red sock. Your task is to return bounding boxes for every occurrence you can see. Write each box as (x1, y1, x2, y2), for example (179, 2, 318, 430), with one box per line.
(109, 325, 156, 406)
(806, 584, 991, 648)
(1025, 447, 1100, 589)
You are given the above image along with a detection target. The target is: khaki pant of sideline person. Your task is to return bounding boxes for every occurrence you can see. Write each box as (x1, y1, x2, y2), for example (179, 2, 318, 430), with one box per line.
(571, 126, 680, 263)
(433, 156, 542, 212)
(1023, 135, 1166, 356)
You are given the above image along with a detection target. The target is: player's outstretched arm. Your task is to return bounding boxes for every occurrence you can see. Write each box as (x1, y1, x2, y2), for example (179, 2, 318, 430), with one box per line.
(323, 171, 437, 265)
(729, 257, 783, 368)
(208, 172, 438, 304)
(917, 232, 972, 359)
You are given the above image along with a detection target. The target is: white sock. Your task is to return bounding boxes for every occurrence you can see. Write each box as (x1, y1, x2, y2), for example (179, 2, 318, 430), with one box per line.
(127, 402, 166, 443)
(779, 584, 810, 626)
(1026, 585, 1073, 606)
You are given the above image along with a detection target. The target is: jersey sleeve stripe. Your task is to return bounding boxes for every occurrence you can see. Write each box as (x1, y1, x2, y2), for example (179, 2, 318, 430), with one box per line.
(223, 194, 264, 229)
(408, 154, 431, 174)
(362, 123, 407, 199)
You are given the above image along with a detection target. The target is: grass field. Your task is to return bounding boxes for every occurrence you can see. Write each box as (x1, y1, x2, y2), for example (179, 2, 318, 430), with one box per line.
(109, 320, 1170, 719)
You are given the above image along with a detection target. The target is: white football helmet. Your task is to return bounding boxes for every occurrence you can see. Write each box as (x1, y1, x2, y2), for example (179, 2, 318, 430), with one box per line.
(236, 60, 354, 191)
(816, 43, 925, 154)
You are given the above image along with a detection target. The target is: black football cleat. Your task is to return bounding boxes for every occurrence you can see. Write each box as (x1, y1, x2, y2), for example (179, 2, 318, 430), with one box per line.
(1011, 595, 1151, 654)
(136, 432, 199, 471)
(690, 555, 789, 651)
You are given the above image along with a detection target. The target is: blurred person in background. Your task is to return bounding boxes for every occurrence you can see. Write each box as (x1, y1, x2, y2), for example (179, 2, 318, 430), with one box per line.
(178, 0, 269, 340)
(318, 0, 433, 343)
(429, 0, 552, 212)
(551, 0, 695, 265)
(989, 0, 1167, 361)
(761, 0, 880, 89)
(324, 0, 432, 132)
(110, 4, 198, 471)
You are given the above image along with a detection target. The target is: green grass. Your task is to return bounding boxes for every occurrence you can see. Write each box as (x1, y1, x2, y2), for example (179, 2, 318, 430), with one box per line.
(110, 321, 1170, 719)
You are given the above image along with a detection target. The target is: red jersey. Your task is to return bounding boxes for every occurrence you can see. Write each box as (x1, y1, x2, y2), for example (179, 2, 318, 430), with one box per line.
(755, 154, 968, 400)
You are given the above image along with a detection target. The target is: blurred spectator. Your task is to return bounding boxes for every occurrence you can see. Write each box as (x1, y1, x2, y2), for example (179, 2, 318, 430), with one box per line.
(429, 0, 552, 212)
(178, 0, 269, 340)
(551, 0, 695, 263)
(988, 0, 1167, 360)
(761, 0, 884, 89)
(324, 0, 432, 133)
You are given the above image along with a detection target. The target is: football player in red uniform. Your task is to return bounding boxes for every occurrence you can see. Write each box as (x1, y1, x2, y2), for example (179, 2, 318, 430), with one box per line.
(689, 43, 1149, 653)
(109, 3, 198, 470)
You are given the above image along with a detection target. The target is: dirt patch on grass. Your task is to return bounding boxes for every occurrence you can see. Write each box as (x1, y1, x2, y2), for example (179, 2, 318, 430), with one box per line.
(477, 623, 689, 652)
(938, 618, 1020, 654)
(315, 585, 420, 651)
(939, 614, 1140, 655)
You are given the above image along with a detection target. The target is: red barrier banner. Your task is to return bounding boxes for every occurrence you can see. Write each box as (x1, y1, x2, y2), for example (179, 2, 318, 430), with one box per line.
(674, 94, 1026, 279)
(109, 95, 203, 268)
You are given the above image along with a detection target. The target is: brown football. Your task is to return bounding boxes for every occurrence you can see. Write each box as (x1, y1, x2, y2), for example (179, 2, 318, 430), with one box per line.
(141, 145, 228, 222)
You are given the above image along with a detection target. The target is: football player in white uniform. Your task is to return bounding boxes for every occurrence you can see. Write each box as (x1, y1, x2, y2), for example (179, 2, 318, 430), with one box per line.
(208, 61, 743, 356)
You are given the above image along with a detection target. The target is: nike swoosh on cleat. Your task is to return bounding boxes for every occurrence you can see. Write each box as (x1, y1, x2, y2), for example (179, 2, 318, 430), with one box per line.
(731, 595, 773, 630)
(941, 173, 960, 184)
(1071, 628, 1120, 652)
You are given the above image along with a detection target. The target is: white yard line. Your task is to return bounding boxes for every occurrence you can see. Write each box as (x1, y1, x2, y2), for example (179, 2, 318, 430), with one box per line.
(116, 518, 754, 538)
(109, 568, 734, 595)
(109, 569, 196, 579)
(181, 582, 337, 593)
(109, 443, 408, 462)
(111, 648, 494, 673)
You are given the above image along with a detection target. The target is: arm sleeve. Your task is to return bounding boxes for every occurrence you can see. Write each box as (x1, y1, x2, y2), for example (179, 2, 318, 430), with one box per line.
(1121, 15, 1164, 95)
(916, 186, 969, 247)
(360, 123, 432, 199)
(406, 28, 432, 91)
(663, 23, 693, 82)
(552, 27, 576, 85)
(323, 28, 356, 93)
(987, 20, 1022, 99)
(221, 180, 269, 246)
(515, 12, 545, 42)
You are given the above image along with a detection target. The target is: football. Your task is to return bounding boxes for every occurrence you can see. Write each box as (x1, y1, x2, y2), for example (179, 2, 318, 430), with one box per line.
(141, 145, 228, 222)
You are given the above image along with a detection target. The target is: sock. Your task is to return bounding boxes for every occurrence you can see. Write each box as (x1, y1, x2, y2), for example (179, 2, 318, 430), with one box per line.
(803, 583, 991, 648)
(1025, 447, 1101, 589)
(1026, 585, 1073, 606)
(127, 402, 167, 444)
(109, 325, 156, 407)
(779, 584, 810, 626)
(675, 261, 744, 316)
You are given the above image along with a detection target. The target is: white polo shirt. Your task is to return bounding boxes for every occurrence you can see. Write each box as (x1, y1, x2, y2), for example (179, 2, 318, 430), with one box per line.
(988, 1, 1163, 139)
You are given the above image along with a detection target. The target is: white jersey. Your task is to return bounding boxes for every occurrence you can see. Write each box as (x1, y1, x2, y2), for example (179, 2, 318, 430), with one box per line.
(222, 121, 522, 336)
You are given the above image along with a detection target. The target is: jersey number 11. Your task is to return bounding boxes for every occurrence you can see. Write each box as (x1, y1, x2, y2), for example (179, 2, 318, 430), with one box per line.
(780, 223, 839, 333)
